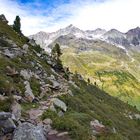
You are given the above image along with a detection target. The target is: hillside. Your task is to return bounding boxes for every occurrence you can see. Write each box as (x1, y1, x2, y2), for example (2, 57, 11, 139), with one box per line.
(30, 25, 140, 110)
(0, 15, 140, 140)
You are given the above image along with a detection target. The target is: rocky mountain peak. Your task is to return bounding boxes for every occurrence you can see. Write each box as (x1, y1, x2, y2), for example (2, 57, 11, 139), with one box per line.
(103, 29, 126, 40)
(59, 24, 83, 35)
(0, 14, 8, 24)
(126, 26, 140, 35)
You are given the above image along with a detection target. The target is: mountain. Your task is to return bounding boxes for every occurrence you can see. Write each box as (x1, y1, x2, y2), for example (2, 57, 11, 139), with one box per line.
(30, 25, 140, 110)
(0, 14, 140, 140)
(102, 29, 130, 47)
(126, 27, 140, 46)
(30, 25, 140, 51)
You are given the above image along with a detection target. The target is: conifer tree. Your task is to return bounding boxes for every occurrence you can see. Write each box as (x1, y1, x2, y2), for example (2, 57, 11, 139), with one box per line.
(13, 16, 21, 34)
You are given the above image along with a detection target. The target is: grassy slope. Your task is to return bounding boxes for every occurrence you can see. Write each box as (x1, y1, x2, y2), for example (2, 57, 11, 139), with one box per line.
(61, 49, 140, 110)
(42, 75, 140, 140)
(0, 21, 52, 111)
(0, 21, 140, 140)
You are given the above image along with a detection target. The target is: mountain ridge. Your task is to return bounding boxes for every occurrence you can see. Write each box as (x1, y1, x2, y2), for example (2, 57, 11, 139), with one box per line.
(30, 25, 140, 51)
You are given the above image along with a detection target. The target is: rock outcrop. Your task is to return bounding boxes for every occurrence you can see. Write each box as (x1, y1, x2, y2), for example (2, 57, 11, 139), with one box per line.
(13, 123, 46, 140)
(24, 81, 35, 102)
(0, 112, 16, 134)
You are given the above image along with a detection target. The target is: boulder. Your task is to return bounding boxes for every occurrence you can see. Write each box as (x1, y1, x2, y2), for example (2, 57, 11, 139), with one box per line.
(24, 81, 35, 102)
(49, 104, 56, 112)
(43, 118, 52, 125)
(58, 111, 64, 117)
(48, 130, 58, 135)
(13, 123, 46, 140)
(90, 120, 107, 136)
(3, 49, 15, 58)
(0, 118, 16, 134)
(20, 70, 32, 80)
(22, 44, 29, 52)
(134, 114, 140, 119)
(28, 109, 44, 120)
(0, 95, 8, 101)
(68, 90, 73, 96)
(57, 132, 68, 137)
(51, 80, 60, 89)
(11, 101, 21, 121)
(68, 81, 79, 89)
(0, 112, 12, 120)
(52, 98, 67, 112)
(6, 66, 18, 77)
(13, 95, 22, 101)
(0, 112, 16, 134)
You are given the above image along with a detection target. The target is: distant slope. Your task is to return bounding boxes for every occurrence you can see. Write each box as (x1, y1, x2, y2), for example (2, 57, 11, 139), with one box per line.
(30, 25, 140, 110)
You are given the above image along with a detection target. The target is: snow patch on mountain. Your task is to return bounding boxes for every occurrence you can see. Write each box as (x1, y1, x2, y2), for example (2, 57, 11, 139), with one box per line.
(30, 25, 140, 54)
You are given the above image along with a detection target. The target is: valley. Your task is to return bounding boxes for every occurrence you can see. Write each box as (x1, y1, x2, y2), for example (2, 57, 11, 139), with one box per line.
(31, 25, 140, 110)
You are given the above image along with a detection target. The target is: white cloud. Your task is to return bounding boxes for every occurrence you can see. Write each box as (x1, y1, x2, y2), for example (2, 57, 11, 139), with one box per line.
(0, 0, 140, 35)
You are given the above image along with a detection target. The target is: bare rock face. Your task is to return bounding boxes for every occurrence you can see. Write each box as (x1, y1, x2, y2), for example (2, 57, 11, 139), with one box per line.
(13, 123, 46, 140)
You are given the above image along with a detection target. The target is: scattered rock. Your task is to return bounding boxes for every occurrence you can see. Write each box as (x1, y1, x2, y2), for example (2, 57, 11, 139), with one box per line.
(57, 132, 68, 137)
(68, 81, 79, 89)
(58, 111, 64, 117)
(51, 80, 60, 89)
(0, 95, 7, 101)
(68, 90, 73, 96)
(48, 75, 56, 81)
(20, 70, 32, 80)
(49, 104, 56, 112)
(24, 81, 35, 102)
(92, 136, 97, 140)
(0, 112, 16, 134)
(0, 118, 16, 134)
(134, 114, 140, 119)
(28, 109, 43, 120)
(11, 101, 21, 121)
(13, 123, 46, 140)
(44, 124, 52, 134)
(90, 120, 107, 136)
(22, 44, 29, 52)
(29, 39, 36, 46)
(13, 95, 22, 102)
(113, 127, 117, 133)
(40, 84, 50, 98)
(43, 118, 52, 125)
(0, 133, 13, 140)
(3, 49, 15, 58)
(6, 66, 18, 77)
(52, 98, 67, 112)
(48, 130, 58, 135)
(0, 112, 12, 120)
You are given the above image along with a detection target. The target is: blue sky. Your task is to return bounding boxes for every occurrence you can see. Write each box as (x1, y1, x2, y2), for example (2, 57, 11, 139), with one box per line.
(0, 0, 140, 35)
